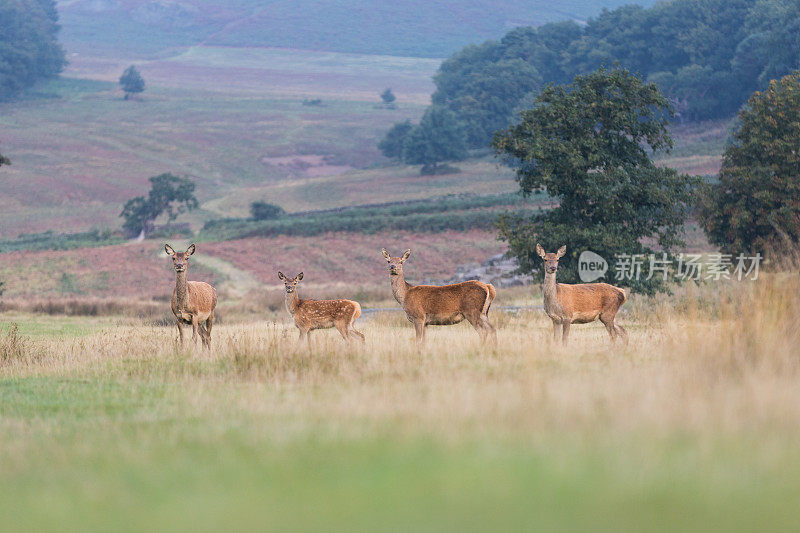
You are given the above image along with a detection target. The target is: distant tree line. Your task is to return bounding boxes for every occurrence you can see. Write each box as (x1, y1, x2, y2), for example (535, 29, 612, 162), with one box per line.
(383, 0, 800, 151)
(0, 0, 66, 99)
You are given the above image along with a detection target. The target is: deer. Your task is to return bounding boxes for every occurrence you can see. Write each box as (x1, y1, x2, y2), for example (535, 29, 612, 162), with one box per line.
(165, 243, 217, 349)
(381, 248, 497, 349)
(277, 271, 365, 345)
(536, 244, 627, 345)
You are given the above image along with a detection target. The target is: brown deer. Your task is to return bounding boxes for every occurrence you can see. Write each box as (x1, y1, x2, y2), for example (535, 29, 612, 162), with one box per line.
(277, 272, 365, 345)
(536, 244, 627, 345)
(381, 248, 497, 348)
(165, 243, 217, 349)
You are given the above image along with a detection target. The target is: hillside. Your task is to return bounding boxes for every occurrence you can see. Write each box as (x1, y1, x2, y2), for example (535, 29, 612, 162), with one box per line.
(57, 0, 657, 58)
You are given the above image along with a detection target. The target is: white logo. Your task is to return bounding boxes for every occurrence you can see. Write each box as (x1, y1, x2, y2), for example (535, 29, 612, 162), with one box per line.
(578, 251, 608, 282)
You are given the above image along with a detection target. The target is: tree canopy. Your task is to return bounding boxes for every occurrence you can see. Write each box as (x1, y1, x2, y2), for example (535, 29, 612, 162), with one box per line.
(250, 201, 285, 221)
(0, 0, 66, 99)
(699, 71, 800, 258)
(418, 0, 800, 148)
(119, 65, 145, 99)
(380, 88, 396, 106)
(378, 120, 413, 160)
(120, 173, 198, 239)
(401, 106, 468, 175)
(493, 67, 697, 295)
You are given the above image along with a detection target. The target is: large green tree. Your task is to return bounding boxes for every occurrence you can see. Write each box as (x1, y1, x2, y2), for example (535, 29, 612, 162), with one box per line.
(433, 56, 542, 147)
(401, 106, 468, 175)
(120, 173, 198, 239)
(493, 67, 697, 295)
(699, 72, 800, 258)
(378, 120, 412, 160)
(0, 0, 66, 99)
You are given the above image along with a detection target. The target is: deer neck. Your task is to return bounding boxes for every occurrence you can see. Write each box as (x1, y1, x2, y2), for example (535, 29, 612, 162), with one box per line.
(390, 272, 411, 306)
(542, 271, 559, 311)
(285, 290, 300, 315)
(175, 270, 189, 310)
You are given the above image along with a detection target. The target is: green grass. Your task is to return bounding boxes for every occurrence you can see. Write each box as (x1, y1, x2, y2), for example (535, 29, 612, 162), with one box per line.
(0, 229, 123, 252)
(202, 192, 541, 240)
(22, 77, 117, 100)
(1, 272, 799, 533)
(1, 374, 799, 532)
(0, 315, 115, 337)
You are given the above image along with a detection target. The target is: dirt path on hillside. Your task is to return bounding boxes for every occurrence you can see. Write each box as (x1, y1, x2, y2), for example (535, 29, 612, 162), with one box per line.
(191, 253, 263, 298)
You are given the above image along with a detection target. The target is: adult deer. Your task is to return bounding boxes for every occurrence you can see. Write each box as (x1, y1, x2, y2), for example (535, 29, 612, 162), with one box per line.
(536, 244, 627, 345)
(277, 271, 365, 345)
(381, 248, 497, 348)
(165, 243, 217, 349)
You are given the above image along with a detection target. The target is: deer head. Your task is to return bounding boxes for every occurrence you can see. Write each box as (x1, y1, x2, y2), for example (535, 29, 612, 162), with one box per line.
(382, 248, 411, 276)
(165, 243, 196, 272)
(278, 271, 303, 293)
(536, 244, 566, 274)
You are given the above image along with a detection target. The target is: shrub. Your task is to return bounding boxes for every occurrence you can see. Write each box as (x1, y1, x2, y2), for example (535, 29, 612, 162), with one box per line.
(250, 202, 286, 221)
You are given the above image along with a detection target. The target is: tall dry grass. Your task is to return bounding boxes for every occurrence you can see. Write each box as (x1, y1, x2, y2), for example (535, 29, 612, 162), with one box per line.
(2, 271, 798, 449)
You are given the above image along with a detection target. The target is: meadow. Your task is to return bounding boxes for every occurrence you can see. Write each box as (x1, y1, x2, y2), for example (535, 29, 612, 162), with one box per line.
(1, 31, 780, 530)
(1, 272, 799, 531)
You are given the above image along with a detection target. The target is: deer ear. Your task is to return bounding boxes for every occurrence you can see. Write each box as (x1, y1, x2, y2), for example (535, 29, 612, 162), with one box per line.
(278, 271, 285, 281)
(381, 248, 391, 260)
(297, 272, 303, 281)
(535, 243, 546, 258)
(401, 249, 411, 262)
(186, 243, 196, 256)
(165, 244, 175, 256)
(556, 245, 566, 258)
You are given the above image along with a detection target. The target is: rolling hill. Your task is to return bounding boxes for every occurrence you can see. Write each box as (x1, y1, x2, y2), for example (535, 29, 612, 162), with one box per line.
(57, 0, 658, 58)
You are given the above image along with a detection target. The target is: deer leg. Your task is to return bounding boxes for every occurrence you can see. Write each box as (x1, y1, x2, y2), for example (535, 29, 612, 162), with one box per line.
(601, 311, 627, 346)
(466, 313, 486, 343)
(602, 319, 618, 342)
(561, 320, 571, 345)
(296, 328, 308, 348)
(199, 325, 210, 349)
(191, 317, 200, 346)
(349, 316, 366, 344)
(480, 316, 497, 346)
(176, 320, 185, 347)
(335, 321, 350, 342)
(615, 323, 629, 346)
(552, 319, 561, 343)
(413, 319, 426, 350)
(350, 328, 366, 344)
(203, 314, 214, 349)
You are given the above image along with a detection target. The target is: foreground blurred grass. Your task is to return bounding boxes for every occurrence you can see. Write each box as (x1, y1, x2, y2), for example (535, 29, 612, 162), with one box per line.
(1, 274, 799, 531)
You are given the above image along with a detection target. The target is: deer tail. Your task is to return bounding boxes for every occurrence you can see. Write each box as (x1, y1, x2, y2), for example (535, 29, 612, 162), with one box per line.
(352, 301, 362, 321)
(482, 283, 496, 317)
(616, 287, 627, 307)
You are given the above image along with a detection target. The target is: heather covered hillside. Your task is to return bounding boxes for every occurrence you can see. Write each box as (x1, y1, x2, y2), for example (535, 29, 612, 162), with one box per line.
(57, 0, 657, 58)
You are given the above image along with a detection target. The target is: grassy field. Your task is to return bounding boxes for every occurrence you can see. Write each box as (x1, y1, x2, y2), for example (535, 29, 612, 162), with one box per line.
(1, 273, 799, 531)
(0, 43, 726, 240)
